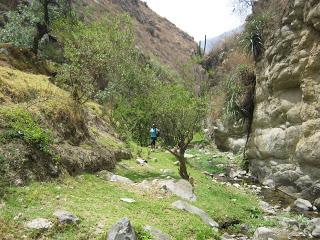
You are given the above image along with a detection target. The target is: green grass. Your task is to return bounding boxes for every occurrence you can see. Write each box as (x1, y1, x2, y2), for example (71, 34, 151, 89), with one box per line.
(0, 148, 275, 240)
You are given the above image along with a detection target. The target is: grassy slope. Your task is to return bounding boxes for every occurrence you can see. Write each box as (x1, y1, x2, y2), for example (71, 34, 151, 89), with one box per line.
(0, 146, 275, 240)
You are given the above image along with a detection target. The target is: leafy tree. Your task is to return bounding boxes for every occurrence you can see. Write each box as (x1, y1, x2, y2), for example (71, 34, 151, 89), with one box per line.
(153, 85, 206, 180)
(0, 0, 72, 53)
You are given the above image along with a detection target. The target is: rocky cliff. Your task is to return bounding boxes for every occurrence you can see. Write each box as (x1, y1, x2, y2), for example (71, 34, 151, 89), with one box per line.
(247, 0, 320, 203)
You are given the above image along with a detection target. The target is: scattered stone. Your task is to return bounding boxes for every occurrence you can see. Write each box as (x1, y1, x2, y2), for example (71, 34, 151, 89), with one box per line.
(97, 170, 134, 184)
(160, 179, 196, 201)
(252, 227, 277, 240)
(53, 210, 80, 224)
(14, 213, 23, 221)
(233, 183, 241, 188)
(0, 202, 5, 209)
(312, 226, 320, 238)
(160, 169, 173, 175)
(314, 198, 320, 211)
(107, 217, 137, 240)
(220, 233, 235, 240)
(293, 198, 313, 211)
(144, 226, 171, 240)
(262, 179, 275, 188)
(172, 200, 219, 228)
(26, 218, 53, 230)
(136, 158, 148, 166)
(121, 198, 136, 203)
(173, 161, 179, 166)
(184, 154, 194, 159)
(259, 201, 277, 215)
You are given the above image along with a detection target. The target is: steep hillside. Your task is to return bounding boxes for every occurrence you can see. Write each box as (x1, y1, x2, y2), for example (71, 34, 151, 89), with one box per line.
(73, 0, 196, 70)
(0, 47, 131, 187)
(247, 0, 320, 203)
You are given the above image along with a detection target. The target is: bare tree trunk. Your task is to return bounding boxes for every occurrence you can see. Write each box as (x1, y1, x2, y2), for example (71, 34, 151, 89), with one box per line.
(178, 148, 189, 180)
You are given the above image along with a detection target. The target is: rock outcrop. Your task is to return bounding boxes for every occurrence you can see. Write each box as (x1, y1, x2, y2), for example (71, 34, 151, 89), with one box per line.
(247, 0, 320, 200)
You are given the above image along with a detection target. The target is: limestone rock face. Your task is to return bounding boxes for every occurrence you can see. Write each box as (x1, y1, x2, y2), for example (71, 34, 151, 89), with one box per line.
(247, 0, 320, 200)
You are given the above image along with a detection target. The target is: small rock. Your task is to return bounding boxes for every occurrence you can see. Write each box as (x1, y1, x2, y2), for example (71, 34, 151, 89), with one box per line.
(294, 198, 313, 211)
(262, 179, 275, 188)
(98, 171, 134, 184)
(220, 233, 236, 240)
(144, 226, 171, 240)
(53, 210, 80, 224)
(14, 213, 23, 220)
(173, 161, 179, 166)
(26, 218, 53, 230)
(136, 158, 148, 166)
(312, 226, 320, 238)
(107, 217, 137, 240)
(184, 154, 194, 159)
(160, 169, 173, 175)
(0, 202, 5, 209)
(172, 200, 219, 228)
(121, 198, 136, 203)
(252, 227, 277, 240)
(233, 183, 241, 188)
(314, 198, 320, 211)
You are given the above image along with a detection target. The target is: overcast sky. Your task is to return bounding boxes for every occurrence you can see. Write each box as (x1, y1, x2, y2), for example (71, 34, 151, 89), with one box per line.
(144, 0, 244, 41)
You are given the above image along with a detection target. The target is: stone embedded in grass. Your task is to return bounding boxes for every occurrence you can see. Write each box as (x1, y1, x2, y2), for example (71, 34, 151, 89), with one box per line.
(97, 170, 133, 184)
(107, 217, 137, 240)
(26, 218, 53, 230)
(143, 226, 171, 240)
(53, 210, 80, 224)
(121, 198, 136, 203)
(136, 158, 148, 166)
(160, 179, 196, 202)
(171, 200, 219, 229)
(184, 154, 195, 159)
(312, 226, 320, 238)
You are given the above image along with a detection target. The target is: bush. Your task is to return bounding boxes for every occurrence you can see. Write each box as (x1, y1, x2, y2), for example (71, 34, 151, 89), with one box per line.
(241, 14, 269, 61)
(223, 64, 255, 123)
(0, 107, 53, 154)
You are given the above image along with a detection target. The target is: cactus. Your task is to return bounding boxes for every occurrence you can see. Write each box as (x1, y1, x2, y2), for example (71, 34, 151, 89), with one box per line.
(196, 35, 207, 57)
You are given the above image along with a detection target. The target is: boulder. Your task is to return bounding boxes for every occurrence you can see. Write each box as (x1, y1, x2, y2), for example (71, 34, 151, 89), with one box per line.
(312, 226, 320, 238)
(172, 200, 219, 228)
(107, 217, 137, 240)
(98, 171, 133, 184)
(144, 226, 171, 240)
(160, 179, 196, 201)
(53, 210, 80, 224)
(293, 198, 313, 211)
(252, 227, 277, 240)
(314, 198, 320, 210)
(26, 218, 53, 230)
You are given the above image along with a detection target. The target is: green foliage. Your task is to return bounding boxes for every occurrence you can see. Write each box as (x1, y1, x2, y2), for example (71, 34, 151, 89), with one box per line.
(0, 4, 40, 48)
(223, 64, 255, 122)
(241, 14, 269, 61)
(152, 85, 206, 148)
(54, 15, 151, 104)
(135, 226, 153, 240)
(0, 108, 53, 154)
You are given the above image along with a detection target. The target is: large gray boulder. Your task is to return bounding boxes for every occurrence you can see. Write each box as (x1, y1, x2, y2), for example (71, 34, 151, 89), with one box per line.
(53, 210, 80, 224)
(252, 227, 277, 240)
(172, 200, 218, 228)
(107, 217, 137, 240)
(293, 198, 313, 211)
(314, 198, 320, 210)
(144, 226, 171, 240)
(26, 218, 53, 230)
(160, 180, 196, 201)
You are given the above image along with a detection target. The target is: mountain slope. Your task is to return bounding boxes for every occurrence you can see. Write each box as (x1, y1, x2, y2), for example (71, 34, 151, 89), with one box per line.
(73, 0, 197, 70)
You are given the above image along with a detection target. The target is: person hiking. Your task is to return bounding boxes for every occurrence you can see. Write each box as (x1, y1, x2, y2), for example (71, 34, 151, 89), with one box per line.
(150, 124, 159, 150)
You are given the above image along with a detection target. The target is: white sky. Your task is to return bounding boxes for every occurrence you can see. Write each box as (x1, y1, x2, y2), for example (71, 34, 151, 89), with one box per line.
(144, 0, 244, 41)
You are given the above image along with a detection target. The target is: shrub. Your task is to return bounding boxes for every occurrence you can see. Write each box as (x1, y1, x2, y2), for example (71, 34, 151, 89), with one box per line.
(241, 14, 269, 61)
(223, 64, 255, 123)
(0, 107, 53, 154)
